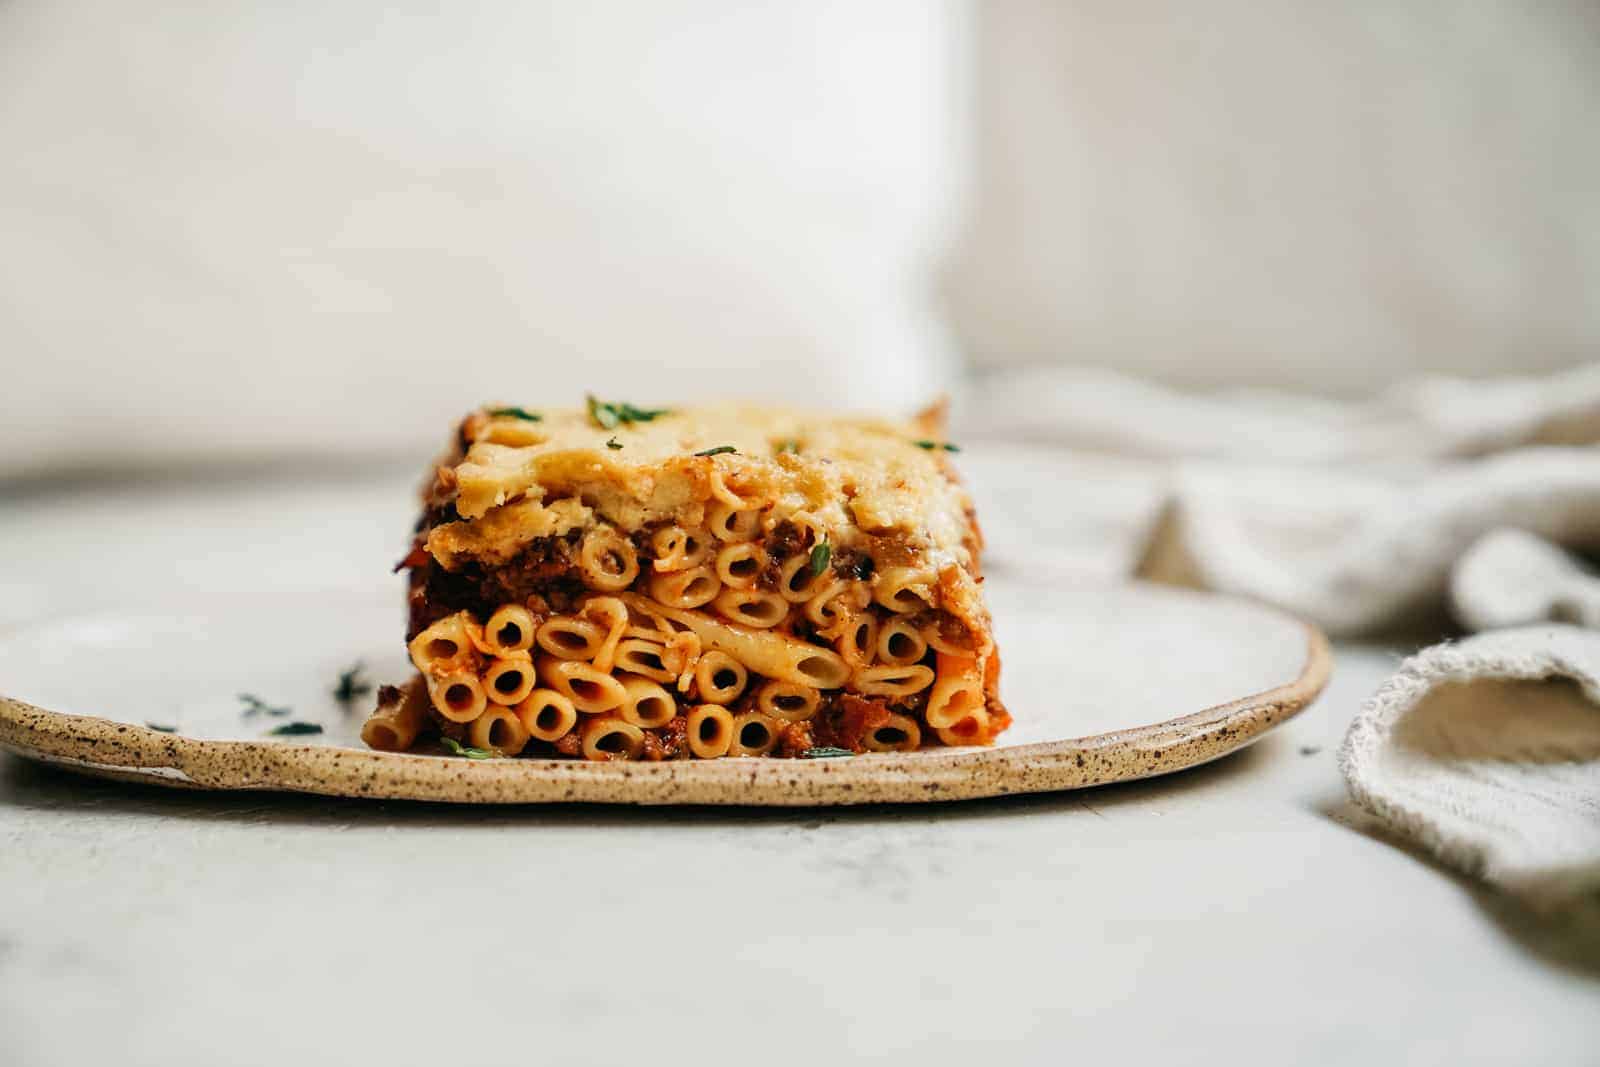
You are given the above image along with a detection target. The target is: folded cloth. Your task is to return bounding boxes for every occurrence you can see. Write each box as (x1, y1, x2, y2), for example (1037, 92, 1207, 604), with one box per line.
(1451, 528, 1600, 632)
(1340, 626, 1600, 909)
(1137, 448, 1600, 636)
(957, 364, 1600, 907)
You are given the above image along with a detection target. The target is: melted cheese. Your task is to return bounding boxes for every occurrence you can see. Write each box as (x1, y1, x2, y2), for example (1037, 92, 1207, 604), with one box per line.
(434, 404, 975, 574)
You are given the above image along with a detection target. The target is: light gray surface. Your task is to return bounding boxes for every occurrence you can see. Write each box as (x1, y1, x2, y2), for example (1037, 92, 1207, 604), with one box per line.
(1, 469, 1596, 1065)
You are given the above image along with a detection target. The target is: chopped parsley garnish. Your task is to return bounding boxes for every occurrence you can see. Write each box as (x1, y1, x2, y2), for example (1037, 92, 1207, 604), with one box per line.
(238, 693, 291, 718)
(146, 722, 177, 733)
(333, 662, 372, 706)
(488, 406, 541, 422)
(808, 541, 832, 578)
(439, 736, 495, 760)
(606, 437, 623, 450)
(774, 439, 800, 455)
(587, 395, 671, 430)
(913, 439, 960, 453)
(801, 747, 854, 759)
(268, 721, 324, 737)
(694, 445, 737, 457)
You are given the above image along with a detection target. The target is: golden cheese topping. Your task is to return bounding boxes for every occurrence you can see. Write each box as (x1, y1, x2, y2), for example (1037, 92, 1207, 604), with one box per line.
(431, 404, 974, 575)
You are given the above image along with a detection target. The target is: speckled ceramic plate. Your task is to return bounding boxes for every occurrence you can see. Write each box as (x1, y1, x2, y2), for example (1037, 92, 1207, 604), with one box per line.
(0, 578, 1328, 805)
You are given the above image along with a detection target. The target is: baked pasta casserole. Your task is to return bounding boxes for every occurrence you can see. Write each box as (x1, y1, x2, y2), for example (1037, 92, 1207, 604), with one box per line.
(362, 399, 1007, 761)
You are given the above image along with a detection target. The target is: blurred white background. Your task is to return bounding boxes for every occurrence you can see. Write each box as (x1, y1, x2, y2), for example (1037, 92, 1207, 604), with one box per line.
(1, 0, 1596, 474)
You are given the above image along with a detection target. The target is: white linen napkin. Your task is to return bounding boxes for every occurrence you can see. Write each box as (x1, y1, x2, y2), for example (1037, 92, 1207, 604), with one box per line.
(957, 363, 1600, 906)
(1339, 625, 1600, 908)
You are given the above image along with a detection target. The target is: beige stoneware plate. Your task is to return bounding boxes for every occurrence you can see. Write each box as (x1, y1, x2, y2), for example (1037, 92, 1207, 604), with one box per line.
(0, 578, 1328, 805)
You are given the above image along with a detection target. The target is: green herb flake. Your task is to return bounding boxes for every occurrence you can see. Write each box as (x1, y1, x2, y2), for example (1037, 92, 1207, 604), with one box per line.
(586, 393, 618, 429)
(620, 402, 670, 422)
(146, 722, 178, 733)
(238, 693, 291, 718)
(774, 439, 800, 455)
(587, 395, 670, 430)
(488, 406, 542, 422)
(913, 439, 960, 453)
(801, 747, 854, 759)
(694, 445, 737, 457)
(605, 437, 623, 450)
(439, 736, 495, 760)
(332, 662, 372, 706)
(268, 721, 324, 737)
(808, 541, 832, 578)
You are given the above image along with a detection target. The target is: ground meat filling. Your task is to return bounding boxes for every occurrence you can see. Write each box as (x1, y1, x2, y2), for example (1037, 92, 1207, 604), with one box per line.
(764, 520, 805, 561)
(407, 530, 583, 637)
(640, 716, 688, 761)
(811, 694, 894, 752)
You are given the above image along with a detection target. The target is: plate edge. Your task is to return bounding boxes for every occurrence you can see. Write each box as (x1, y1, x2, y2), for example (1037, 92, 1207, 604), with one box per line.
(0, 620, 1332, 806)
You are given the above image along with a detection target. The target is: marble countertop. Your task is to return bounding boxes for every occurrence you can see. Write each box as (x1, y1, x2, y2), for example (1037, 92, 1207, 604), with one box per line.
(1, 463, 1595, 1066)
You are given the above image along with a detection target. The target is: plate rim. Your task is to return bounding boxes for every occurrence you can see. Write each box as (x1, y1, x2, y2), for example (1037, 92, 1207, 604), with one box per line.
(0, 588, 1332, 806)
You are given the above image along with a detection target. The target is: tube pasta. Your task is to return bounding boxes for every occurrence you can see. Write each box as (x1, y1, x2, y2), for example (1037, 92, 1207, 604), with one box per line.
(783, 510, 826, 550)
(876, 618, 928, 667)
(921, 618, 977, 657)
(803, 577, 862, 634)
(580, 596, 629, 673)
(483, 654, 537, 706)
(482, 604, 536, 656)
(618, 593, 849, 689)
(777, 553, 829, 603)
(863, 713, 921, 753)
(693, 650, 747, 704)
(686, 704, 734, 759)
(516, 688, 578, 742)
(936, 707, 991, 748)
(536, 615, 605, 660)
(612, 638, 678, 683)
(802, 578, 845, 628)
(581, 715, 645, 761)
(836, 613, 879, 669)
(578, 527, 640, 592)
(706, 467, 765, 511)
(925, 653, 984, 729)
(427, 670, 488, 723)
(409, 613, 482, 674)
(706, 501, 761, 542)
(755, 680, 820, 722)
(712, 587, 788, 629)
(728, 711, 781, 757)
(618, 675, 677, 728)
(667, 630, 702, 693)
(873, 566, 935, 614)
(469, 706, 531, 755)
(650, 526, 710, 572)
(647, 566, 721, 610)
(464, 618, 500, 657)
(624, 623, 671, 643)
(713, 542, 768, 589)
(620, 595, 679, 639)
(852, 664, 935, 698)
(360, 677, 430, 752)
(537, 654, 628, 714)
